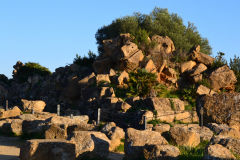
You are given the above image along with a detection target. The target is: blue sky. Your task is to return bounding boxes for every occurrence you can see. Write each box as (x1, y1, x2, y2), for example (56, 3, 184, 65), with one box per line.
(0, 0, 240, 78)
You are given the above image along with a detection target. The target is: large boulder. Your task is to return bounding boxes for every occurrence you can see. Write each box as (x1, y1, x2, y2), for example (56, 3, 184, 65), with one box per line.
(143, 144, 180, 160)
(196, 85, 216, 96)
(118, 70, 129, 86)
(45, 124, 67, 139)
(151, 35, 175, 54)
(69, 131, 110, 159)
(152, 124, 171, 134)
(197, 93, 240, 127)
(20, 139, 76, 160)
(78, 72, 96, 86)
(189, 63, 207, 76)
(190, 48, 214, 66)
(209, 65, 237, 91)
(185, 124, 214, 142)
(125, 128, 168, 160)
(181, 60, 197, 73)
(170, 125, 200, 147)
(144, 59, 157, 73)
(0, 106, 22, 119)
(210, 136, 240, 155)
(101, 122, 125, 151)
(21, 99, 46, 112)
(47, 115, 89, 126)
(204, 144, 236, 160)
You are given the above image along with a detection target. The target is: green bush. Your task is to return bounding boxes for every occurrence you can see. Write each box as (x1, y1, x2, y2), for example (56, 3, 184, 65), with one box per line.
(14, 62, 51, 83)
(73, 50, 96, 67)
(126, 69, 158, 97)
(96, 7, 211, 57)
(0, 74, 10, 85)
(230, 55, 240, 92)
(211, 52, 227, 70)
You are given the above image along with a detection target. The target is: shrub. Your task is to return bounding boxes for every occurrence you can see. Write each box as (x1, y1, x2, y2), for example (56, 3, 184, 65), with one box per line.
(96, 7, 211, 57)
(211, 52, 227, 70)
(73, 50, 96, 67)
(126, 69, 158, 97)
(0, 74, 10, 85)
(230, 55, 240, 92)
(14, 62, 51, 83)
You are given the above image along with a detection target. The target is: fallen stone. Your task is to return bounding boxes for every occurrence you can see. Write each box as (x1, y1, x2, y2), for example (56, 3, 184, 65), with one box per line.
(0, 106, 22, 119)
(125, 128, 168, 159)
(209, 65, 237, 91)
(181, 60, 197, 73)
(21, 99, 46, 112)
(143, 144, 180, 160)
(204, 144, 236, 160)
(69, 131, 110, 158)
(20, 139, 76, 160)
(196, 85, 216, 96)
(170, 125, 200, 147)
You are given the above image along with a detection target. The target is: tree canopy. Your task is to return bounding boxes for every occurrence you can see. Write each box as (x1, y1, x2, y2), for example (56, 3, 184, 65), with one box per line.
(96, 7, 212, 56)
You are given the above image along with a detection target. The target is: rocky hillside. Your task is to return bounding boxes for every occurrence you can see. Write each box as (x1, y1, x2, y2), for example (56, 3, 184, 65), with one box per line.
(0, 33, 240, 159)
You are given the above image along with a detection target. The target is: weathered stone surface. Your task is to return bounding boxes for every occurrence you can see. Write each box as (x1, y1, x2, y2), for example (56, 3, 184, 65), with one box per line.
(101, 123, 125, 151)
(18, 112, 56, 121)
(99, 87, 115, 98)
(144, 59, 157, 73)
(170, 98, 185, 111)
(118, 70, 129, 85)
(20, 139, 76, 160)
(143, 144, 180, 160)
(78, 72, 96, 86)
(96, 74, 111, 84)
(157, 111, 175, 123)
(162, 67, 178, 84)
(142, 111, 154, 121)
(181, 60, 197, 73)
(108, 127, 125, 151)
(125, 128, 168, 160)
(191, 51, 214, 66)
(204, 144, 236, 160)
(0, 106, 22, 119)
(153, 124, 171, 134)
(190, 63, 207, 76)
(196, 85, 216, 96)
(170, 125, 200, 147)
(48, 115, 89, 126)
(145, 97, 173, 113)
(174, 111, 192, 123)
(197, 93, 240, 127)
(210, 136, 240, 155)
(121, 42, 139, 58)
(151, 35, 175, 54)
(218, 127, 240, 139)
(21, 99, 46, 112)
(186, 124, 214, 142)
(120, 102, 132, 112)
(125, 50, 144, 70)
(70, 131, 110, 158)
(209, 65, 237, 91)
(45, 124, 67, 139)
(22, 119, 47, 135)
(193, 74, 203, 83)
(207, 123, 231, 135)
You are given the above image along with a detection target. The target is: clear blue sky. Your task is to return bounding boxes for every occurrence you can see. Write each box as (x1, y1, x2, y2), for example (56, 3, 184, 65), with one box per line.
(1, 0, 240, 78)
